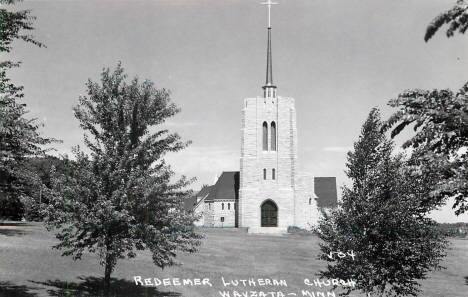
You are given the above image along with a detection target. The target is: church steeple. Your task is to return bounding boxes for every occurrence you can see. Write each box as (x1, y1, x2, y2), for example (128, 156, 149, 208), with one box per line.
(261, 0, 277, 98)
(265, 28, 273, 87)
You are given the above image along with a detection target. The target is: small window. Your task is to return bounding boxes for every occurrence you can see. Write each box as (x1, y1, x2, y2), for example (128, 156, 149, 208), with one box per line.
(272, 168, 276, 180)
(209, 203, 211, 210)
(222, 203, 224, 210)
(228, 203, 231, 210)
(309, 198, 312, 205)
(263, 169, 267, 180)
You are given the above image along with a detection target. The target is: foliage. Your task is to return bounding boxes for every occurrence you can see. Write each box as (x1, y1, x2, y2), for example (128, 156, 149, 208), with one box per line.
(383, 84, 468, 215)
(0, 0, 56, 220)
(0, 0, 45, 57)
(425, 0, 468, 42)
(16, 156, 69, 221)
(390, 0, 468, 216)
(43, 63, 203, 296)
(437, 222, 468, 237)
(318, 109, 449, 297)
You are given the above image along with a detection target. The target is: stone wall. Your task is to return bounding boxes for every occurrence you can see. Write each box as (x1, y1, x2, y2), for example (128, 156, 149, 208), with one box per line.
(239, 96, 299, 228)
(212, 200, 237, 227)
(295, 173, 319, 229)
(204, 201, 214, 227)
(193, 201, 205, 227)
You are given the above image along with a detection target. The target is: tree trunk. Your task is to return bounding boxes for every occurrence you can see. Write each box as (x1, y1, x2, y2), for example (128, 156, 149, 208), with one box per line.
(104, 255, 113, 297)
(103, 233, 114, 297)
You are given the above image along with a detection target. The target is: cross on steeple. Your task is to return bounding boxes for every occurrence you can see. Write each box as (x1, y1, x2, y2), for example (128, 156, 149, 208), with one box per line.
(261, 0, 278, 28)
(261, 0, 278, 96)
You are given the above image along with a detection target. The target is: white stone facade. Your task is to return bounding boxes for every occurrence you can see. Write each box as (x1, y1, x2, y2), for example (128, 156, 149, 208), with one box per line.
(239, 95, 319, 230)
(206, 200, 237, 227)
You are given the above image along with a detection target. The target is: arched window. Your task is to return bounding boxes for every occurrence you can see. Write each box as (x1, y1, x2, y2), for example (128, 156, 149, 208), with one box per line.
(309, 198, 312, 205)
(222, 203, 224, 210)
(263, 169, 267, 180)
(271, 121, 276, 151)
(272, 168, 276, 180)
(263, 122, 268, 151)
(228, 203, 231, 210)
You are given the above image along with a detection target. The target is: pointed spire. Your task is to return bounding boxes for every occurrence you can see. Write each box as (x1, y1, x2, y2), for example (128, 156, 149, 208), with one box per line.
(266, 28, 273, 86)
(261, 1, 278, 97)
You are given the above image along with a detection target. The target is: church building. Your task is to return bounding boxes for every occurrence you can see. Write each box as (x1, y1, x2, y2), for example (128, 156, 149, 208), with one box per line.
(185, 1, 337, 233)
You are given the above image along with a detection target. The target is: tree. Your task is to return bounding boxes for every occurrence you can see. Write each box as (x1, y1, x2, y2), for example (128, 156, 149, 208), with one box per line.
(385, 0, 468, 217)
(318, 109, 448, 297)
(0, 0, 56, 220)
(384, 85, 468, 215)
(18, 156, 69, 221)
(1, 0, 45, 90)
(43, 63, 203, 296)
(425, 0, 468, 42)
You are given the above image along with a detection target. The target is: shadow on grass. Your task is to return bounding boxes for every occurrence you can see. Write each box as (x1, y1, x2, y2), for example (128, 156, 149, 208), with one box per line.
(0, 281, 38, 297)
(0, 221, 36, 237)
(0, 229, 31, 236)
(30, 276, 182, 297)
(0, 222, 38, 227)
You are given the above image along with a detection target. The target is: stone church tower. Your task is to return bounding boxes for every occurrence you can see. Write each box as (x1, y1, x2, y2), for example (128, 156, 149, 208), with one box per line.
(185, 1, 337, 232)
(238, 1, 318, 233)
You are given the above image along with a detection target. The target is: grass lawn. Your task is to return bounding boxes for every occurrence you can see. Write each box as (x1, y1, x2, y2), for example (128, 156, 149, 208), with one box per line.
(0, 222, 467, 297)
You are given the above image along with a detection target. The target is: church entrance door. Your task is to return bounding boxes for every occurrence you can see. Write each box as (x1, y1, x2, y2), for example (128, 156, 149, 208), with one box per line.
(261, 200, 277, 227)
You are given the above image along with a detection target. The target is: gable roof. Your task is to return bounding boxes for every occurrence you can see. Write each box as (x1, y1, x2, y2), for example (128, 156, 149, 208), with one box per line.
(183, 195, 197, 211)
(205, 171, 239, 201)
(197, 185, 214, 198)
(183, 185, 214, 211)
(314, 177, 338, 208)
(185, 174, 337, 210)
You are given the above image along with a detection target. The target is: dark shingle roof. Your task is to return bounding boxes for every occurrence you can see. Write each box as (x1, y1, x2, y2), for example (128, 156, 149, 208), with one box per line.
(185, 174, 336, 209)
(183, 185, 214, 211)
(206, 171, 239, 201)
(314, 177, 338, 208)
(197, 185, 214, 198)
(183, 195, 197, 211)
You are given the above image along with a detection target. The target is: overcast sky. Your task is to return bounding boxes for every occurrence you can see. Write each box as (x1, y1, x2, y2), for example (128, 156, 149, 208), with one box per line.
(5, 0, 468, 223)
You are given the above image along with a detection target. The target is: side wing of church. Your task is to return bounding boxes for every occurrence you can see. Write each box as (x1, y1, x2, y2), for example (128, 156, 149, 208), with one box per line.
(186, 1, 338, 233)
(187, 173, 337, 231)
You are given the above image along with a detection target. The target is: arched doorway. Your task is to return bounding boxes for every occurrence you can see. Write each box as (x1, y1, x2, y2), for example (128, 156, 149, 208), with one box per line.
(261, 200, 278, 227)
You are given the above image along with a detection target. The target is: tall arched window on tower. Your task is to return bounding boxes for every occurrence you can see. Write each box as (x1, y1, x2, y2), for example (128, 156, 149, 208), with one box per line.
(272, 168, 276, 180)
(271, 121, 276, 151)
(263, 169, 267, 180)
(263, 122, 268, 151)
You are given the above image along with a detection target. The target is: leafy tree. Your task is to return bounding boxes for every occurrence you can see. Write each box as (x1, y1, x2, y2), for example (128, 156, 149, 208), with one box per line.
(318, 109, 448, 297)
(1, 0, 45, 91)
(43, 64, 203, 296)
(384, 84, 468, 215)
(425, 0, 468, 42)
(17, 156, 69, 221)
(0, 0, 55, 220)
(386, 1, 468, 216)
